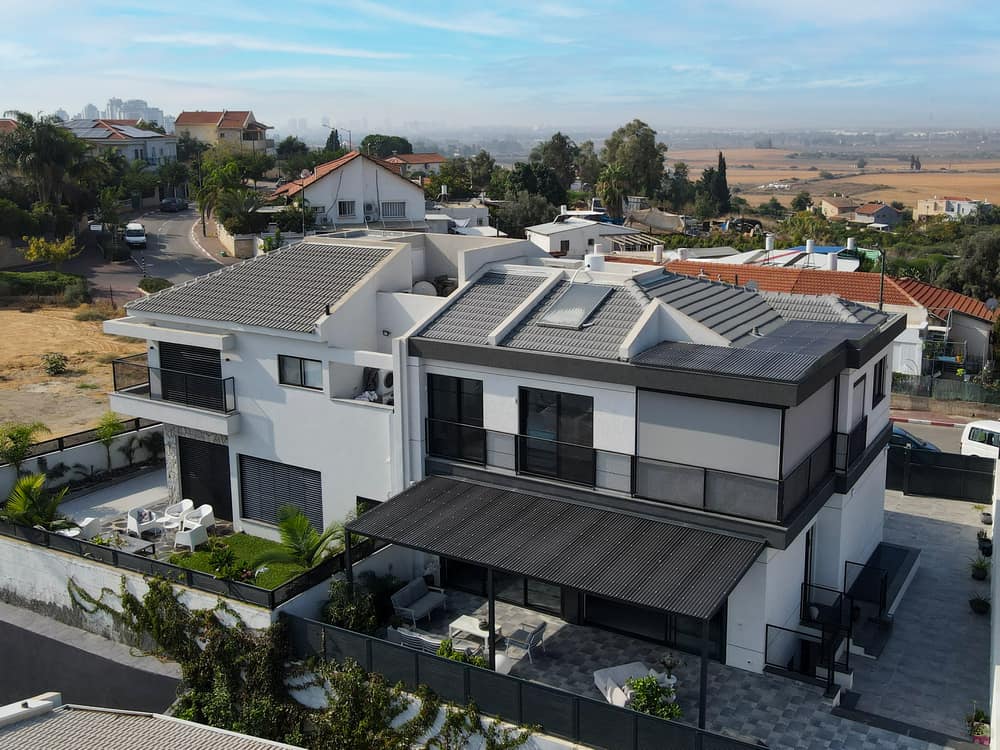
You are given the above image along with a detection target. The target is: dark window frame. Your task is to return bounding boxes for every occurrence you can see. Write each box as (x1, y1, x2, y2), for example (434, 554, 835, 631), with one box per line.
(518, 386, 595, 486)
(278, 354, 323, 391)
(871, 357, 887, 408)
(427, 374, 485, 464)
(558, 239, 570, 255)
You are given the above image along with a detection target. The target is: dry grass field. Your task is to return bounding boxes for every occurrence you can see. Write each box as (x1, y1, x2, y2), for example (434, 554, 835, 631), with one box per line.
(668, 147, 1000, 208)
(0, 305, 145, 434)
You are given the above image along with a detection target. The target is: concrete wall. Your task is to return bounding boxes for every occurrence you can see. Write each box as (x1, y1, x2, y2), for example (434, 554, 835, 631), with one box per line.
(215, 220, 255, 259)
(950, 312, 991, 364)
(891, 326, 924, 375)
(0, 425, 162, 499)
(782, 381, 835, 474)
(0, 534, 271, 645)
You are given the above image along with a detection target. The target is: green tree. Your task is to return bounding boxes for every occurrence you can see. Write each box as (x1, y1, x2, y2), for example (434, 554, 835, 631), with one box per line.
(0, 421, 49, 475)
(757, 197, 785, 218)
(233, 151, 276, 187)
(601, 119, 667, 197)
(324, 128, 342, 153)
(508, 162, 566, 207)
(176, 132, 209, 163)
(95, 411, 125, 472)
(662, 162, 695, 211)
(856, 157, 867, 169)
(491, 190, 556, 238)
(425, 157, 473, 200)
(0, 199, 39, 239)
(215, 187, 266, 234)
(251, 505, 344, 570)
(158, 160, 189, 198)
(120, 159, 159, 202)
(2, 474, 69, 529)
(359, 134, 412, 159)
(935, 228, 1000, 300)
(695, 167, 719, 217)
(597, 164, 627, 219)
(530, 132, 579, 190)
(714, 152, 731, 213)
(486, 166, 511, 199)
(20, 235, 78, 270)
(196, 162, 242, 236)
(0, 111, 92, 205)
(275, 136, 308, 160)
(574, 140, 603, 191)
(791, 191, 812, 211)
(467, 150, 495, 193)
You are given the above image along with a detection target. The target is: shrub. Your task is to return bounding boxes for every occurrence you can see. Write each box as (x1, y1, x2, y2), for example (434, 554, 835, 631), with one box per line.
(0, 421, 50, 474)
(62, 278, 90, 305)
(95, 411, 125, 470)
(138, 276, 172, 293)
(625, 675, 682, 720)
(436, 638, 488, 668)
(322, 579, 378, 634)
(41, 352, 68, 375)
(74, 303, 118, 321)
(0, 270, 86, 297)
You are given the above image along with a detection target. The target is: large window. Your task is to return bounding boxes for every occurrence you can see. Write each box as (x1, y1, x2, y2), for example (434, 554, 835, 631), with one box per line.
(278, 355, 323, 390)
(338, 200, 356, 217)
(427, 374, 485, 463)
(872, 357, 887, 408)
(381, 201, 406, 219)
(239, 455, 323, 530)
(518, 387, 594, 485)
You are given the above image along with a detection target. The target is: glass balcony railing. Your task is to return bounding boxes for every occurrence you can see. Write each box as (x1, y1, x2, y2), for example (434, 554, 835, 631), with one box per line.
(112, 355, 236, 414)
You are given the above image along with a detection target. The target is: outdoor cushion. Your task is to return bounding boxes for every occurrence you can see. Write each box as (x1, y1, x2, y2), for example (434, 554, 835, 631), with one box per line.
(391, 578, 447, 625)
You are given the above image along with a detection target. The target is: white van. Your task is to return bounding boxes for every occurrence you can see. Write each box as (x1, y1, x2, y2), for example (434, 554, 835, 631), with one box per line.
(124, 222, 147, 249)
(960, 420, 1000, 459)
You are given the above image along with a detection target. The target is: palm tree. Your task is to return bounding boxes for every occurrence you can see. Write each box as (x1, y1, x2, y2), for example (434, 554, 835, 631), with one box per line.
(195, 162, 242, 236)
(0, 112, 91, 205)
(215, 187, 265, 234)
(2, 474, 70, 529)
(0, 421, 49, 475)
(251, 506, 344, 570)
(94, 411, 125, 472)
(597, 164, 627, 219)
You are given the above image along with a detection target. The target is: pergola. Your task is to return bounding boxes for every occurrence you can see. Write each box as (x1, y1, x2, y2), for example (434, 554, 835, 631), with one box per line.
(345, 475, 764, 727)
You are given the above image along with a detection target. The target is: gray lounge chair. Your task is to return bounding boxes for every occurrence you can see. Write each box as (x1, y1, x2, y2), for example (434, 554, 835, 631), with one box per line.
(504, 621, 547, 663)
(390, 577, 447, 627)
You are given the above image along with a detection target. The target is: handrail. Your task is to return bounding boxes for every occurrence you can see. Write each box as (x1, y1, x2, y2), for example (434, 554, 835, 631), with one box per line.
(112, 358, 237, 414)
(834, 416, 868, 473)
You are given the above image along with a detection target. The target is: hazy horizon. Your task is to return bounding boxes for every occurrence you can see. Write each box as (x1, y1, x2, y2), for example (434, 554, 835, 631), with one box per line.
(3, 0, 999, 135)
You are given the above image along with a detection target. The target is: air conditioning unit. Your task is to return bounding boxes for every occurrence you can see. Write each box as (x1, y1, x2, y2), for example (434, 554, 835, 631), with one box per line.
(365, 213, 377, 223)
(364, 202, 376, 213)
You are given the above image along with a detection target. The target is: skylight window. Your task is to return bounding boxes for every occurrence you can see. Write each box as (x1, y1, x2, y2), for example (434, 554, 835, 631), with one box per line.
(538, 284, 612, 330)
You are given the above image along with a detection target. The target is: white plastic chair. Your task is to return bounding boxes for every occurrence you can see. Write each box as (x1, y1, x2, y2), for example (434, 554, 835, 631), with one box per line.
(161, 499, 194, 530)
(126, 507, 161, 538)
(182, 504, 215, 531)
(174, 523, 208, 551)
(57, 517, 100, 540)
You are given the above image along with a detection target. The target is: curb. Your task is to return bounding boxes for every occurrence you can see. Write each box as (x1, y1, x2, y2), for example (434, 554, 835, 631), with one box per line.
(890, 416, 967, 428)
(188, 218, 225, 266)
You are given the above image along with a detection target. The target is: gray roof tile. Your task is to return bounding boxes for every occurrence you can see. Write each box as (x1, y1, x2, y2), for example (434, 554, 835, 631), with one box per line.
(127, 242, 394, 332)
(501, 281, 643, 360)
(762, 292, 888, 325)
(633, 341, 818, 381)
(419, 272, 545, 345)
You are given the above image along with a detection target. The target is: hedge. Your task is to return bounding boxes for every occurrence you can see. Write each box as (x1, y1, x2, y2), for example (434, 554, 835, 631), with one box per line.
(0, 271, 87, 297)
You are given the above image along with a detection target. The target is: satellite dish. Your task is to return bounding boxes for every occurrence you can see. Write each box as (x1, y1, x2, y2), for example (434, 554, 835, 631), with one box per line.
(745, 280, 759, 292)
(412, 281, 437, 296)
(987, 298, 998, 311)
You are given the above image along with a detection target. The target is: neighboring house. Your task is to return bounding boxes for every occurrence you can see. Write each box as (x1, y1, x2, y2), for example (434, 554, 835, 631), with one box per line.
(0, 118, 17, 135)
(60, 119, 177, 167)
(914, 196, 989, 221)
(174, 110, 274, 155)
(272, 151, 427, 229)
(819, 197, 856, 218)
(525, 216, 640, 257)
(424, 199, 496, 235)
(853, 202, 902, 227)
(384, 152, 447, 177)
(699, 244, 862, 272)
(0, 692, 300, 749)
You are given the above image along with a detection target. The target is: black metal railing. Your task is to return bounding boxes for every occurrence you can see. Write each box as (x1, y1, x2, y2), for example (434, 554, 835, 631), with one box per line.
(801, 583, 850, 632)
(887, 445, 995, 501)
(426, 418, 834, 524)
(0, 519, 376, 609)
(834, 416, 868, 473)
(764, 623, 845, 695)
(284, 614, 761, 750)
(2, 418, 160, 464)
(112, 356, 237, 414)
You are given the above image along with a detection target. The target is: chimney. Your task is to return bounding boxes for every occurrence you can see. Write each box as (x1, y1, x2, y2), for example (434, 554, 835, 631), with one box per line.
(846, 236, 856, 251)
(765, 233, 775, 254)
(653, 244, 664, 263)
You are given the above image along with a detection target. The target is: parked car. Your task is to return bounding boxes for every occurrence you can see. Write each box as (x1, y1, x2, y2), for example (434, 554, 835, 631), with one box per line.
(961, 420, 1000, 459)
(124, 222, 147, 249)
(160, 197, 189, 212)
(890, 425, 940, 452)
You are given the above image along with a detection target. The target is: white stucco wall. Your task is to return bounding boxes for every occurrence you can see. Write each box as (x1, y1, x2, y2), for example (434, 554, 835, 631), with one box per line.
(782, 382, 835, 474)
(891, 326, 924, 375)
(300, 157, 424, 227)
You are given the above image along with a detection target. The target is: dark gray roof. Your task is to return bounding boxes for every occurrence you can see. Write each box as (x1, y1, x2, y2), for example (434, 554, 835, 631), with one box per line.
(743, 319, 877, 358)
(633, 341, 819, 381)
(127, 242, 394, 332)
(500, 281, 644, 360)
(637, 272, 784, 345)
(419, 272, 545, 345)
(762, 292, 888, 325)
(347, 475, 764, 620)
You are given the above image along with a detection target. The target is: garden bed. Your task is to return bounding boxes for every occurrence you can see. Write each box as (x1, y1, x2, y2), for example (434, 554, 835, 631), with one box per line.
(169, 532, 304, 589)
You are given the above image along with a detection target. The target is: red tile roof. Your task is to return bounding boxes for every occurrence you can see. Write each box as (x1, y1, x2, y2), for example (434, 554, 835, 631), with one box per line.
(856, 202, 899, 215)
(821, 197, 855, 209)
(218, 111, 251, 128)
(942, 196, 971, 201)
(175, 110, 225, 126)
(0, 118, 17, 134)
(895, 277, 997, 322)
(273, 152, 361, 197)
(385, 152, 446, 164)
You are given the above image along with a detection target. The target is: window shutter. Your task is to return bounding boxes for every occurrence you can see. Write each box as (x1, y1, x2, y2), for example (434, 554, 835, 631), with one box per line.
(239, 455, 323, 530)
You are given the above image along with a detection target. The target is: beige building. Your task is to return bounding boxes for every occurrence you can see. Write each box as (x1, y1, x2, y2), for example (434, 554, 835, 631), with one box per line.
(819, 197, 856, 218)
(174, 110, 274, 155)
(384, 152, 447, 177)
(914, 196, 988, 221)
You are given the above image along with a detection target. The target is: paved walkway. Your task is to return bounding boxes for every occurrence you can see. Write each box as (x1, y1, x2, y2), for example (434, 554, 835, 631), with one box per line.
(850, 491, 990, 739)
(61, 469, 168, 524)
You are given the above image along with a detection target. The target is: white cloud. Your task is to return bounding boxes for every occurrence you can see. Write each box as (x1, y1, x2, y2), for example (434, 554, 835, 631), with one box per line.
(345, 0, 529, 37)
(136, 31, 408, 59)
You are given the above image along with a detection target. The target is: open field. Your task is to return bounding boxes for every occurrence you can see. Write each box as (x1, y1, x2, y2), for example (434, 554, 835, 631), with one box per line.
(668, 147, 1000, 208)
(0, 305, 145, 435)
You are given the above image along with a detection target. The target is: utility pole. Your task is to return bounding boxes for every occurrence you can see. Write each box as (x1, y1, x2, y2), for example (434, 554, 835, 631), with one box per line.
(877, 243, 885, 311)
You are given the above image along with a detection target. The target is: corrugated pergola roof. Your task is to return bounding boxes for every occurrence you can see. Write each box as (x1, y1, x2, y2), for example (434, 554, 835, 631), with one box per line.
(347, 476, 764, 620)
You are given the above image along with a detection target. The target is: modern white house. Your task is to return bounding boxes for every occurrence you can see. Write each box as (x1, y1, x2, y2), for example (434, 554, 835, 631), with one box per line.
(60, 118, 177, 167)
(525, 216, 641, 258)
(272, 151, 427, 230)
(102, 233, 903, 724)
(915, 196, 991, 221)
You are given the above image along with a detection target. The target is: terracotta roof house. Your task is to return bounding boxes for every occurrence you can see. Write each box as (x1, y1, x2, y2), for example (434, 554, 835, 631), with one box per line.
(853, 202, 902, 227)
(819, 197, 856, 218)
(59, 119, 177, 167)
(174, 110, 273, 155)
(383, 152, 447, 176)
(0, 118, 17, 134)
(271, 151, 425, 228)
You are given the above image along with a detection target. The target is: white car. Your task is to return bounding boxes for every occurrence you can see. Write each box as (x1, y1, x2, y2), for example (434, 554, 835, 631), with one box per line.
(124, 222, 147, 249)
(961, 420, 1000, 460)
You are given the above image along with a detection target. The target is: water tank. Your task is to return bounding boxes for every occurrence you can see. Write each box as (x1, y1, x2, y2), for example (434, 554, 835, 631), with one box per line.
(827, 253, 838, 271)
(806, 239, 815, 253)
(765, 233, 775, 253)
(653, 244, 664, 263)
(846, 237, 857, 251)
(584, 253, 606, 272)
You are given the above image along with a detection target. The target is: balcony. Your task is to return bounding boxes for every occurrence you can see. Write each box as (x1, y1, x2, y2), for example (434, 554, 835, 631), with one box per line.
(834, 416, 867, 473)
(110, 355, 240, 435)
(425, 418, 835, 525)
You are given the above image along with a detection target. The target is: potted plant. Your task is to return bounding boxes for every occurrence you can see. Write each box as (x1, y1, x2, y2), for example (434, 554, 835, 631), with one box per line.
(978, 504, 994, 525)
(979, 530, 993, 557)
(967, 705, 991, 744)
(970, 594, 991, 615)
(972, 556, 991, 581)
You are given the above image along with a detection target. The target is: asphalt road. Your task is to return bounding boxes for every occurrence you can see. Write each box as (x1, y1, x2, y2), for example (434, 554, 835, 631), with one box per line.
(63, 208, 219, 302)
(0, 621, 179, 711)
(893, 421, 964, 453)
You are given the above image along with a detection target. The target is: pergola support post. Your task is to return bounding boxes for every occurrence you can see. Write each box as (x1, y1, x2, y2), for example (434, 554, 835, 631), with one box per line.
(698, 617, 710, 731)
(487, 567, 496, 670)
(344, 530, 354, 593)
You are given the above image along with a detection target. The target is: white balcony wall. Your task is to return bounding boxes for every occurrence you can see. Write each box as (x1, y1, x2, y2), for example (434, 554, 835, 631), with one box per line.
(782, 381, 835, 474)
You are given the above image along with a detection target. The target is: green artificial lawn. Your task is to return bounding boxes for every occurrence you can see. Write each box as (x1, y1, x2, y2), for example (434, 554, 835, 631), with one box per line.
(169, 532, 304, 589)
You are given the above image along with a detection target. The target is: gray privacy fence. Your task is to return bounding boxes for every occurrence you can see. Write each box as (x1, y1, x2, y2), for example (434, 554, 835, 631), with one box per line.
(283, 614, 761, 750)
(886, 446, 994, 501)
(892, 374, 1000, 405)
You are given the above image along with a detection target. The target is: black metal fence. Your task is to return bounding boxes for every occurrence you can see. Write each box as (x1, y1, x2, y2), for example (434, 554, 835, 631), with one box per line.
(112, 357, 237, 414)
(764, 623, 844, 695)
(886, 446, 994, 501)
(0, 519, 376, 609)
(283, 614, 761, 750)
(10, 418, 161, 463)
(892, 374, 1000, 405)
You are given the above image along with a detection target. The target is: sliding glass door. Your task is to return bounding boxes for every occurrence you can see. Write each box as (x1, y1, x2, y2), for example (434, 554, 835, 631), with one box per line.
(518, 387, 595, 485)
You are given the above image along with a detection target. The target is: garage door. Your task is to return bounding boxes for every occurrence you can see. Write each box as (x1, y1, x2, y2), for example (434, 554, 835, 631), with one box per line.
(238, 455, 323, 531)
(178, 437, 232, 521)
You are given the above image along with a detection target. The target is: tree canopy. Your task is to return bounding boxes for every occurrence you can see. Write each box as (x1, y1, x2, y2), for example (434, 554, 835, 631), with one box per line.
(529, 132, 579, 191)
(601, 119, 667, 197)
(424, 157, 473, 201)
(574, 140, 603, 190)
(507, 162, 566, 207)
(359, 134, 412, 159)
(491, 191, 556, 239)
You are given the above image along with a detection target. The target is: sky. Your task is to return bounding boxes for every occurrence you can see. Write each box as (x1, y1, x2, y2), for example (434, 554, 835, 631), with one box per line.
(1, 0, 999, 136)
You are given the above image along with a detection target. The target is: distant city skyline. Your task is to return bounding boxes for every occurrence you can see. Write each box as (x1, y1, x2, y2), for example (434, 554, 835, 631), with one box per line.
(3, 0, 999, 134)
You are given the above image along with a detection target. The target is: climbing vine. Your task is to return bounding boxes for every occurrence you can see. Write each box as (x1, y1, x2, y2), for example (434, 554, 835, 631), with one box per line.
(67, 576, 532, 749)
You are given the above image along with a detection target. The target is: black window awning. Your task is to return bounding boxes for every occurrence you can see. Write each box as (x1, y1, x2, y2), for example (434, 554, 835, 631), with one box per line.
(347, 476, 765, 620)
